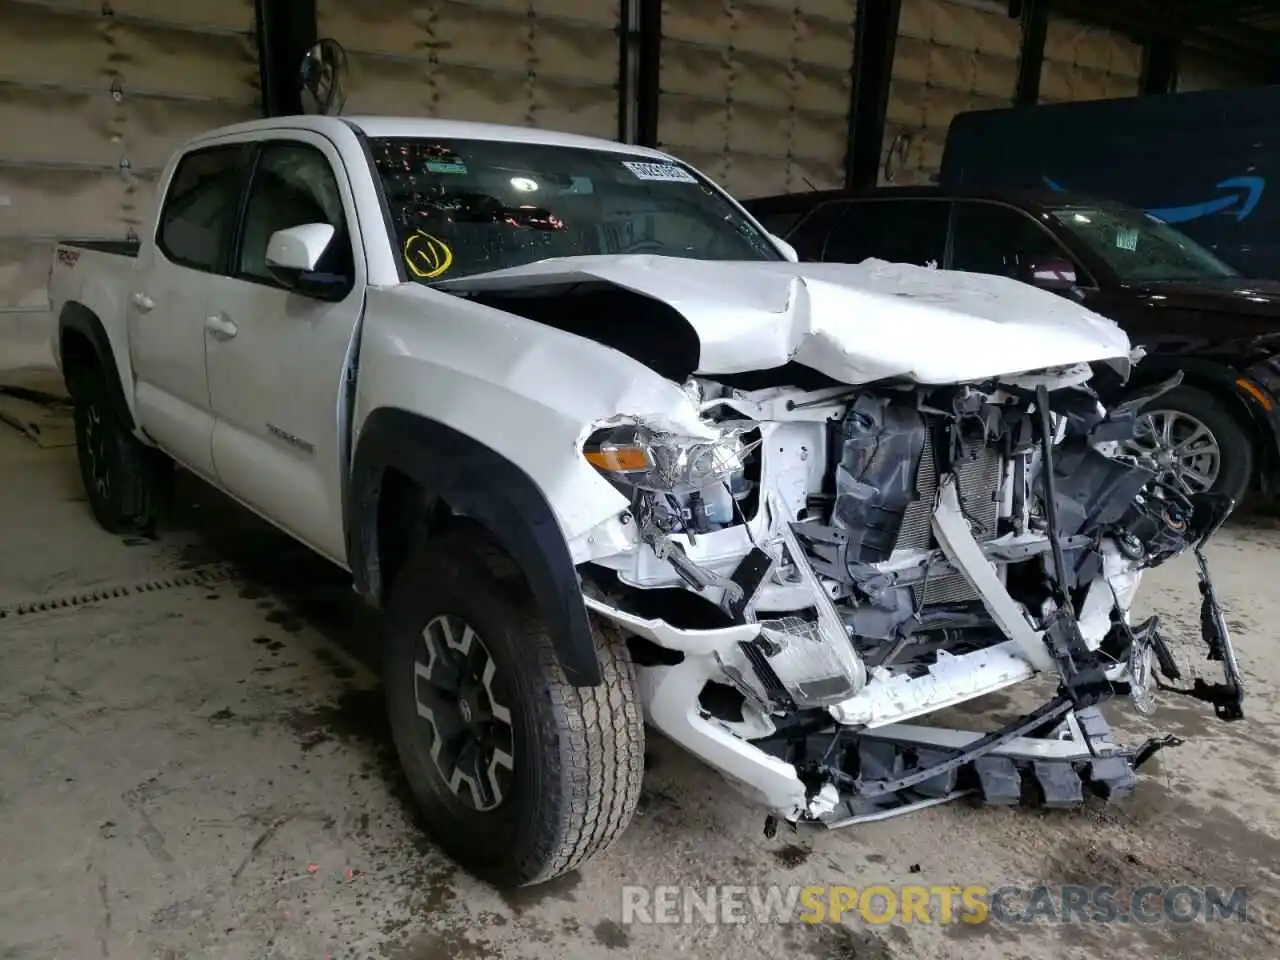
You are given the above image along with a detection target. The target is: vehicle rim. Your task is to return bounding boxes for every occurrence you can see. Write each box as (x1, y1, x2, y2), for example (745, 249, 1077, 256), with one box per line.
(412, 614, 515, 813)
(1122, 409, 1221, 496)
(83, 402, 112, 500)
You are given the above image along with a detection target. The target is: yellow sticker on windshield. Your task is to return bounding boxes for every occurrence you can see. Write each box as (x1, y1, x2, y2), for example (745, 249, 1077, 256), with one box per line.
(404, 230, 454, 279)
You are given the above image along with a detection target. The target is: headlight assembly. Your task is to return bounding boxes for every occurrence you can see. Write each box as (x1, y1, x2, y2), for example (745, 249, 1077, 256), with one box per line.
(582, 420, 758, 495)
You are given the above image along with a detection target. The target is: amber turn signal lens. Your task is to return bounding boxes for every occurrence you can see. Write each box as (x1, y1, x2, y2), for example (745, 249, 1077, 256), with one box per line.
(584, 445, 651, 473)
(1236, 377, 1274, 412)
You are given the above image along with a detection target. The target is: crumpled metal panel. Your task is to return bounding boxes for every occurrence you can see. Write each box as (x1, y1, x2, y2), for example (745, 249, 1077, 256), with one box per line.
(1040, 14, 1141, 105)
(317, 0, 620, 139)
(657, 0, 856, 200)
(884, 0, 1020, 186)
(0, 0, 258, 318)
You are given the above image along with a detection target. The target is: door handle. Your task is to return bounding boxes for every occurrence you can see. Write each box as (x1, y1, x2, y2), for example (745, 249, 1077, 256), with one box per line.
(132, 292, 155, 313)
(204, 314, 239, 341)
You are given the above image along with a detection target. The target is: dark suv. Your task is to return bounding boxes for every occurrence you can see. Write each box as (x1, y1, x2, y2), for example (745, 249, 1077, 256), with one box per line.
(745, 186, 1280, 505)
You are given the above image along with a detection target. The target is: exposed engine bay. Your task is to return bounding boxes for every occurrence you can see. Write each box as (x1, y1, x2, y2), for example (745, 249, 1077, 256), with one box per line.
(578, 364, 1245, 828)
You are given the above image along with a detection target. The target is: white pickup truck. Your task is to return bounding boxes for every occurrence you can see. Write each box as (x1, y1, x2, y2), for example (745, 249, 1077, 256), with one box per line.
(48, 115, 1244, 888)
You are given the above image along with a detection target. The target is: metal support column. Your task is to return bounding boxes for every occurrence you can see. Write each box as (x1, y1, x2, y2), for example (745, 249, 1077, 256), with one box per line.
(255, 0, 318, 117)
(619, 0, 640, 142)
(619, 0, 661, 144)
(1141, 35, 1180, 94)
(846, 0, 902, 189)
(635, 0, 661, 147)
(1014, 0, 1048, 107)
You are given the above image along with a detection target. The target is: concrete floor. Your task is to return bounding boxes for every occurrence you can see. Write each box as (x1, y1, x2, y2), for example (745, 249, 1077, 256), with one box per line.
(2, 399, 1279, 960)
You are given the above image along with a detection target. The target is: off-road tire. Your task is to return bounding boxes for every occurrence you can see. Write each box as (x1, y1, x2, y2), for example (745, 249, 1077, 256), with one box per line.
(72, 368, 169, 535)
(1135, 385, 1252, 506)
(384, 532, 645, 887)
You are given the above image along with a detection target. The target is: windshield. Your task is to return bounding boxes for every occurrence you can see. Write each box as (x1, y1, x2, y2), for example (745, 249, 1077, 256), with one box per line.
(1047, 205, 1240, 283)
(366, 137, 780, 282)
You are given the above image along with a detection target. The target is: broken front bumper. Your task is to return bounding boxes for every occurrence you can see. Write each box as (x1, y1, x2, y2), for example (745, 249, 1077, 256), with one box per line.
(585, 464, 1246, 827)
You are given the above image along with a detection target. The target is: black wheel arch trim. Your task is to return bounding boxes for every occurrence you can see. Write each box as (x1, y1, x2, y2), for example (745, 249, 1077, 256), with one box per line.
(58, 301, 134, 430)
(347, 408, 603, 687)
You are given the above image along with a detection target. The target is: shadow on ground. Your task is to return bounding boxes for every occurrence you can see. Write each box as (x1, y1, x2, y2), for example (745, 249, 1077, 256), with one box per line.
(166, 470, 383, 675)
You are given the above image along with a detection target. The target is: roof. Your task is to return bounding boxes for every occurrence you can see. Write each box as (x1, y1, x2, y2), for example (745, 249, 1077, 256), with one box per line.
(184, 114, 675, 160)
(344, 117, 674, 158)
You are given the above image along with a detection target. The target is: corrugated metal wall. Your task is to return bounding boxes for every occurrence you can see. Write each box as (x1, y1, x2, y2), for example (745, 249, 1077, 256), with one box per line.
(1039, 13, 1142, 104)
(0, 0, 260, 329)
(884, 0, 1019, 185)
(656, 0, 857, 199)
(315, 0, 622, 139)
(879, 2, 1147, 186)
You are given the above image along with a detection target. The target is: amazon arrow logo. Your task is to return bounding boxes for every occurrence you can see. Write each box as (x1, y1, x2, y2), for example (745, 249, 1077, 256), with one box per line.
(1042, 175, 1265, 223)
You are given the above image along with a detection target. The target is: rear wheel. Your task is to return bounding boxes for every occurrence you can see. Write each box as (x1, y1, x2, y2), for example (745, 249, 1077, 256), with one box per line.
(384, 533, 645, 887)
(72, 369, 169, 535)
(1122, 385, 1252, 505)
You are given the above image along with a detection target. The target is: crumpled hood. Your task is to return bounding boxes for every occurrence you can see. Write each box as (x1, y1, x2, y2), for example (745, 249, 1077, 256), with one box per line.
(437, 255, 1133, 385)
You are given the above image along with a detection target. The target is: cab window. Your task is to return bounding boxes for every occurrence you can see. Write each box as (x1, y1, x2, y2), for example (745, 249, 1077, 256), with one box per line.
(235, 141, 354, 293)
(156, 146, 245, 272)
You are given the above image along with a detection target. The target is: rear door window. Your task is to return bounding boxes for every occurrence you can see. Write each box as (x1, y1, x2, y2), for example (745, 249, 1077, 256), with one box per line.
(156, 146, 246, 272)
(823, 199, 951, 267)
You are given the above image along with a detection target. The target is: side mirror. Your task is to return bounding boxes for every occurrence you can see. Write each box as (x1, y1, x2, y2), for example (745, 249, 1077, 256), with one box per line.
(266, 222, 334, 274)
(265, 223, 348, 298)
(770, 234, 799, 262)
(1022, 256, 1078, 291)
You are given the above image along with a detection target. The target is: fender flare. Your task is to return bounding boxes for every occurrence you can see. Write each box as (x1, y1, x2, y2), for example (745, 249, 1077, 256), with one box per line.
(347, 408, 603, 687)
(58, 301, 134, 429)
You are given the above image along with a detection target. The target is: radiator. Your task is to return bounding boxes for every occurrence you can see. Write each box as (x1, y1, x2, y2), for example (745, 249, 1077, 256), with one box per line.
(897, 425, 1003, 606)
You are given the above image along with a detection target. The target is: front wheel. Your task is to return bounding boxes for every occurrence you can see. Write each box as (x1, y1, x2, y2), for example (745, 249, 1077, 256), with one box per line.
(384, 533, 645, 887)
(1122, 385, 1252, 506)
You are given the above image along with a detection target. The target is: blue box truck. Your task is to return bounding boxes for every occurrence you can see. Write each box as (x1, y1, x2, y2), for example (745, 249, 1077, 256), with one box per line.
(939, 85, 1279, 279)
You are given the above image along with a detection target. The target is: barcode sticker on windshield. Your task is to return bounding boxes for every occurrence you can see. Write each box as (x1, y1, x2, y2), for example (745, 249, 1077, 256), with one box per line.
(622, 160, 697, 183)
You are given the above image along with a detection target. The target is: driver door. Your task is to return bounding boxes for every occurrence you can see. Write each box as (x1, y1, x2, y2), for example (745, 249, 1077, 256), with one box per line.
(203, 134, 365, 564)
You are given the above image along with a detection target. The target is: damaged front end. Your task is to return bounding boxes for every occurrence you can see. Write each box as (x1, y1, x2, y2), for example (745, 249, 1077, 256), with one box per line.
(576, 365, 1245, 829)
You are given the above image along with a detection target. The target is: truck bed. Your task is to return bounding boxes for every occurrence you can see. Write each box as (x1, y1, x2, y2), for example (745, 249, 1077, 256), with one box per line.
(48, 238, 144, 400)
(59, 239, 140, 258)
